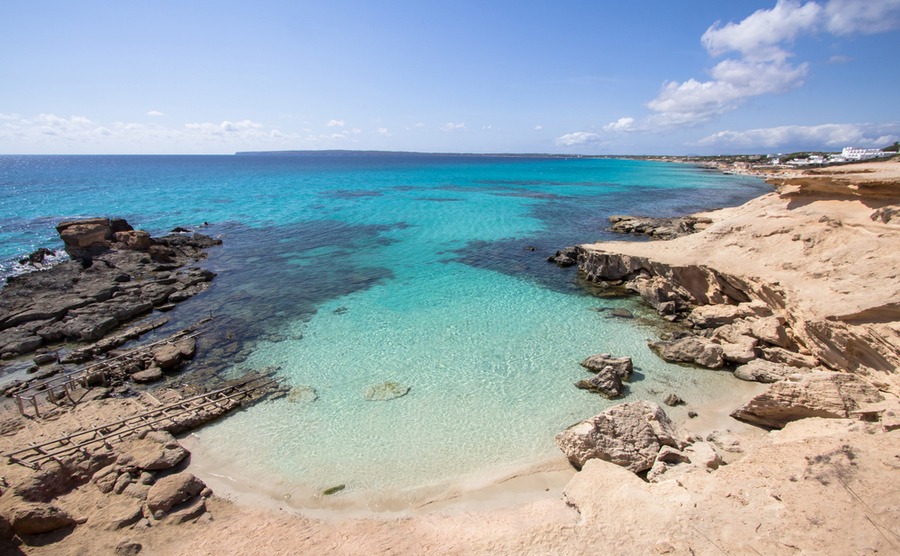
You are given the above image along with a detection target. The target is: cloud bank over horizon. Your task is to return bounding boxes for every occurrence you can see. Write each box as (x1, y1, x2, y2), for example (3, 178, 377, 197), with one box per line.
(556, 0, 900, 152)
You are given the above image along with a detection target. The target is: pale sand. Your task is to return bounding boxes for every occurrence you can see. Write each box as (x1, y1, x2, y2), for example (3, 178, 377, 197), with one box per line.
(10, 159, 900, 555)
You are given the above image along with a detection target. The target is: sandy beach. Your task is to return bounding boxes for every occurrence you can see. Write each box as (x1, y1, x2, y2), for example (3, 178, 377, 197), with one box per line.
(1, 159, 898, 555)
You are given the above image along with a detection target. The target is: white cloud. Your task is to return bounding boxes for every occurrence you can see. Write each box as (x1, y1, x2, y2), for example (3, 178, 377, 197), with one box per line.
(606, 0, 900, 133)
(533, 125, 543, 131)
(555, 131, 601, 146)
(351, 128, 362, 134)
(697, 122, 900, 149)
(326, 119, 345, 127)
(824, 0, 900, 34)
(147, 110, 165, 117)
(441, 122, 467, 131)
(603, 117, 637, 132)
(0, 112, 301, 153)
(701, 1, 821, 60)
(377, 127, 390, 136)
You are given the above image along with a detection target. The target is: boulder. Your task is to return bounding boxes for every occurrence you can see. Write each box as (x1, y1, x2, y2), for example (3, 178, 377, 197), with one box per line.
(9, 503, 76, 535)
(555, 401, 682, 473)
(120, 431, 189, 471)
(146, 473, 205, 515)
(731, 371, 884, 429)
(547, 246, 580, 267)
(131, 367, 164, 383)
(628, 276, 689, 315)
(733, 359, 800, 383)
(363, 382, 410, 401)
(580, 353, 633, 379)
(151, 338, 196, 370)
(750, 316, 793, 348)
(649, 336, 725, 369)
(113, 230, 152, 251)
(716, 335, 758, 364)
(575, 369, 624, 399)
(56, 218, 113, 260)
(663, 393, 685, 406)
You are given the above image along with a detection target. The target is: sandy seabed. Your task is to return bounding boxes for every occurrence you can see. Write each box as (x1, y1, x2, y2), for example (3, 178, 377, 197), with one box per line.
(3, 160, 900, 555)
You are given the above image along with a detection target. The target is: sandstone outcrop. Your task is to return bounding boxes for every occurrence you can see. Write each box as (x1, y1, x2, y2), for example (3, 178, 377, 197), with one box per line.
(575, 354, 633, 398)
(730, 371, 884, 429)
(555, 401, 683, 472)
(648, 336, 725, 368)
(146, 473, 206, 515)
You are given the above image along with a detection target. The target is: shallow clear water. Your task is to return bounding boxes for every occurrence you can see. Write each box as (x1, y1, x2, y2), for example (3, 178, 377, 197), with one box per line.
(0, 153, 770, 509)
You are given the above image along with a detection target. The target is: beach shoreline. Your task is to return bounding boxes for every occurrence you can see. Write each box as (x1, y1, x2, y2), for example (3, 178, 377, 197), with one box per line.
(1, 159, 897, 554)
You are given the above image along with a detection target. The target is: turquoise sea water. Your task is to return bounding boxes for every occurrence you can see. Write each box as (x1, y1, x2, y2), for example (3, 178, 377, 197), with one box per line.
(0, 153, 769, 510)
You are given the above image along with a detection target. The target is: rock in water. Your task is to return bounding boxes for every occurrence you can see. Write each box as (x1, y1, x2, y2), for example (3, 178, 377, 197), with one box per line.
(575, 369, 624, 399)
(555, 401, 682, 473)
(363, 381, 410, 401)
(287, 385, 318, 403)
(579, 353, 633, 379)
(649, 336, 725, 369)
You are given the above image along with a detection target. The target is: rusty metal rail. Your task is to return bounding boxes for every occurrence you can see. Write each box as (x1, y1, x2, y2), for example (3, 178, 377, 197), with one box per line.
(4, 374, 278, 469)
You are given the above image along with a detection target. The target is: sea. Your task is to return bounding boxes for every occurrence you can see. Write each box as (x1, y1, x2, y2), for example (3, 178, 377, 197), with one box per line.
(0, 152, 770, 511)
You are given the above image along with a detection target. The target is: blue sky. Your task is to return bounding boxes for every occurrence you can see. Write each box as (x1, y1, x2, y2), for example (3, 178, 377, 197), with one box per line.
(1, 0, 899, 155)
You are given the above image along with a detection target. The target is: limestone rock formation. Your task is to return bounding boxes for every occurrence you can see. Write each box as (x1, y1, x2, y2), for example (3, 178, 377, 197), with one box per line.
(733, 359, 801, 383)
(607, 215, 712, 240)
(555, 401, 682, 472)
(118, 431, 189, 471)
(579, 353, 633, 379)
(0, 218, 220, 360)
(575, 370, 624, 399)
(731, 371, 884, 428)
(146, 472, 206, 515)
(648, 336, 725, 368)
(8, 503, 76, 535)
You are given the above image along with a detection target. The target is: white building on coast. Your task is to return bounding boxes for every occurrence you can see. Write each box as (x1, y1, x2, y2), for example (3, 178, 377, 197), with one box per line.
(841, 147, 890, 161)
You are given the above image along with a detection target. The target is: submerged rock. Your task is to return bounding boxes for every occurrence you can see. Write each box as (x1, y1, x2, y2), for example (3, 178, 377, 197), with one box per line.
(287, 385, 318, 403)
(363, 381, 410, 401)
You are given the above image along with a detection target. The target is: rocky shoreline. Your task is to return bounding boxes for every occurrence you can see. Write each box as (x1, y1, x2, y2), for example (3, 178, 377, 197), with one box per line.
(0, 156, 898, 554)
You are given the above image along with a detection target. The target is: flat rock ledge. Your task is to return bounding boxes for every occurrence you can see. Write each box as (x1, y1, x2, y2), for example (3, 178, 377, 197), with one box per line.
(731, 371, 884, 429)
(607, 214, 713, 240)
(560, 244, 900, 384)
(0, 218, 221, 361)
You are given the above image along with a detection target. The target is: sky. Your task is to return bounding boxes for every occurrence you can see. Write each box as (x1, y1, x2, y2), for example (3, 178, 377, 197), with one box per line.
(1, 0, 899, 155)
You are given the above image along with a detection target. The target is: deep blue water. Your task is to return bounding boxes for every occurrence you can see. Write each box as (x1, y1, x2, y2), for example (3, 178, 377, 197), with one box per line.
(0, 153, 770, 509)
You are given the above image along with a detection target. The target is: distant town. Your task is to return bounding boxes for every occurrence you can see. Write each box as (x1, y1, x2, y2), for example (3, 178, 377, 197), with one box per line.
(649, 142, 899, 173)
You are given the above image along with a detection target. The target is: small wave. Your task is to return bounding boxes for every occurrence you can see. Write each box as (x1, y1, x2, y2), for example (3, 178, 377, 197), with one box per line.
(0, 249, 70, 284)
